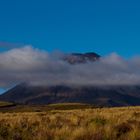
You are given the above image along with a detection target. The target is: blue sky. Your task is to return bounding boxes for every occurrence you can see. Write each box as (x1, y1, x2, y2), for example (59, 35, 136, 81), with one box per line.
(0, 0, 140, 57)
(0, 89, 5, 94)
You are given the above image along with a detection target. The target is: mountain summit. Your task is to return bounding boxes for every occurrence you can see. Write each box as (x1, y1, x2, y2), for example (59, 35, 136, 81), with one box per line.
(63, 52, 100, 64)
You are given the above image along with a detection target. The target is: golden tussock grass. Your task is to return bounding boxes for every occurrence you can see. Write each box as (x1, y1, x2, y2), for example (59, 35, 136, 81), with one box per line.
(0, 106, 139, 140)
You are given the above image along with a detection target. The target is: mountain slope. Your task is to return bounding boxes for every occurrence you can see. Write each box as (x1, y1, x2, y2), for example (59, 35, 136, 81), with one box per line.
(0, 84, 140, 107)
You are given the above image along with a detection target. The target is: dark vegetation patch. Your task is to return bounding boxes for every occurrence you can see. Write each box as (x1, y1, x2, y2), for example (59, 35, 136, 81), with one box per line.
(0, 102, 94, 113)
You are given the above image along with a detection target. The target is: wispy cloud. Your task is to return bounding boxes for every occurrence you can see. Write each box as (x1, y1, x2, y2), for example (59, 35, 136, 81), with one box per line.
(0, 41, 25, 49)
(0, 46, 140, 88)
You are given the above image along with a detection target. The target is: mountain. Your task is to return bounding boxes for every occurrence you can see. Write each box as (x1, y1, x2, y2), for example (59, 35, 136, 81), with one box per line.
(0, 84, 140, 107)
(0, 52, 140, 107)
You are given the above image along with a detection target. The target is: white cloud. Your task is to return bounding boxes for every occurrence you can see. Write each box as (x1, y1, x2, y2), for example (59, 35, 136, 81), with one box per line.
(0, 46, 140, 87)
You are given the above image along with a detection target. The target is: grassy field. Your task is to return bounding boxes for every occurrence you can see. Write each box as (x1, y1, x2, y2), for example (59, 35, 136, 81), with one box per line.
(0, 104, 140, 140)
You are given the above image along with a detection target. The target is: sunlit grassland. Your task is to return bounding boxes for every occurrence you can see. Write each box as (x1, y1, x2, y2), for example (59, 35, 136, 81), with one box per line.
(0, 105, 140, 140)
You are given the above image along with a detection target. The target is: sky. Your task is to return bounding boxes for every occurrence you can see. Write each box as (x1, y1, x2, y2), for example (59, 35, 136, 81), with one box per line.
(0, 0, 140, 57)
(0, 0, 140, 94)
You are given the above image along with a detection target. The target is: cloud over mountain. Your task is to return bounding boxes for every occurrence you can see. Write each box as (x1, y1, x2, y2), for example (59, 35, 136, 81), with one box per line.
(0, 46, 140, 88)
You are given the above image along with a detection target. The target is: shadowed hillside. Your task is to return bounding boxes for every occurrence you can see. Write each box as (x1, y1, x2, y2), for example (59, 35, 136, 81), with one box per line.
(0, 84, 140, 107)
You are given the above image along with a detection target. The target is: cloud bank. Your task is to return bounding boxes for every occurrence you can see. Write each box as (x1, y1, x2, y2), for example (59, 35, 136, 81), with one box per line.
(0, 46, 140, 88)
